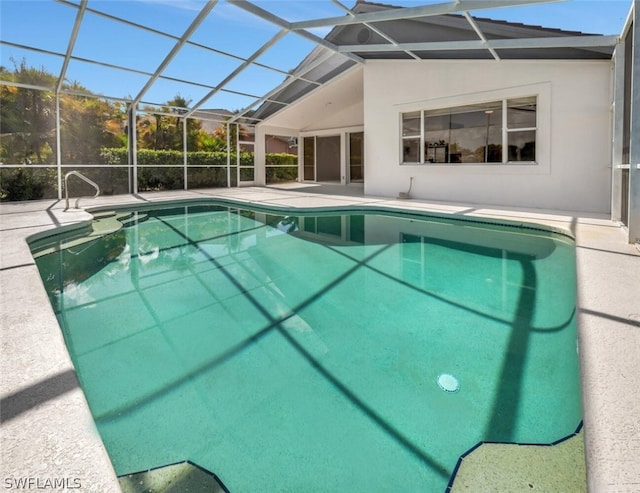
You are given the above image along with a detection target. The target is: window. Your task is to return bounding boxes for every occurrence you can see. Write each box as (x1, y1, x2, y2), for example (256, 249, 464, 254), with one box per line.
(506, 97, 537, 162)
(401, 96, 537, 165)
(401, 111, 421, 163)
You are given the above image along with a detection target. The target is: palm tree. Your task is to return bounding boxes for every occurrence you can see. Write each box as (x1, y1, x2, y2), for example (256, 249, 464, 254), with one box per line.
(137, 94, 210, 151)
(211, 115, 250, 150)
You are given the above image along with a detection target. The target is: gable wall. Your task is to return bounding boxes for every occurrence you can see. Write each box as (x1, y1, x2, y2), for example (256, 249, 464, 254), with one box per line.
(363, 59, 613, 213)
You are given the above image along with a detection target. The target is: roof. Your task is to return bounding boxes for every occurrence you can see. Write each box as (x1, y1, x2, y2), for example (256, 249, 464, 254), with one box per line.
(249, 0, 617, 123)
(330, 1, 613, 59)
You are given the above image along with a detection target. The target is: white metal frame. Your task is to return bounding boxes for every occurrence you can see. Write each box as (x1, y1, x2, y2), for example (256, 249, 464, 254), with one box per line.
(628, 0, 640, 242)
(1, 0, 635, 242)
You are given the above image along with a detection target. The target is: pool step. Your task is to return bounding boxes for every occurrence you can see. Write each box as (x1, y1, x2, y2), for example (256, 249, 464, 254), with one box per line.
(118, 461, 229, 493)
(449, 429, 585, 492)
(30, 211, 146, 258)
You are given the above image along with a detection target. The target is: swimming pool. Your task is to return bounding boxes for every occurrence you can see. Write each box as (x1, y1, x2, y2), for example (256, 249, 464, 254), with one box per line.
(31, 201, 582, 491)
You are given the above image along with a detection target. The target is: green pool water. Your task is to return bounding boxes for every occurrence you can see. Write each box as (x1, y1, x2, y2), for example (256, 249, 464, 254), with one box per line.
(32, 203, 581, 492)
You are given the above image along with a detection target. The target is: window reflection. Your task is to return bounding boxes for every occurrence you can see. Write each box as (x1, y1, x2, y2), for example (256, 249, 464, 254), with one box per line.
(507, 97, 536, 163)
(403, 139, 420, 163)
(508, 130, 536, 162)
(507, 97, 537, 129)
(402, 112, 421, 136)
(423, 102, 502, 164)
(402, 97, 537, 165)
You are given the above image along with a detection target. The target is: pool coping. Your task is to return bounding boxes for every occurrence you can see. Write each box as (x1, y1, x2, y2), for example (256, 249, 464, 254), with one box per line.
(1, 186, 639, 492)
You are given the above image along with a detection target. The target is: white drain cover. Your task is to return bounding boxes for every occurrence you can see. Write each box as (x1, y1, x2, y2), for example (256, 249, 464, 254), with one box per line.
(437, 373, 460, 393)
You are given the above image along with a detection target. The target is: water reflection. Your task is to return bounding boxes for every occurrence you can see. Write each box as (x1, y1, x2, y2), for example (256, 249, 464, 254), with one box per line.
(31, 202, 581, 492)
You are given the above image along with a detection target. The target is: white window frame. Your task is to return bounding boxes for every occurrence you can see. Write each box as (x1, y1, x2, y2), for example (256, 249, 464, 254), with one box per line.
(504, 97, 538, 164)
(400, 111, 423, 164)
(400, 96, 539, 166)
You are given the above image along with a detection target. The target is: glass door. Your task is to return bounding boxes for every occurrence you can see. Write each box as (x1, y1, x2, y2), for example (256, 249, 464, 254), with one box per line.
(348, 132, 364, 183)
(303, 137, 315, 181)
(316, 135, 341, 182)
(237, 124, 255, 186)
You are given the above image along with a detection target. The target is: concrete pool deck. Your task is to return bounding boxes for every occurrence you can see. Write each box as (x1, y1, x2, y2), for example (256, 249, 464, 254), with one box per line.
(1, 185, 638, 492)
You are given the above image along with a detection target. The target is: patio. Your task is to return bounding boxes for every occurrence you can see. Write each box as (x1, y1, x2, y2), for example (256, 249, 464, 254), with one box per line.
(1, 185, 638, 491)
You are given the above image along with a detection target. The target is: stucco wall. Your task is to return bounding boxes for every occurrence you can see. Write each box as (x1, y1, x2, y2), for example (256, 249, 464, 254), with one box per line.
(258, 67, 364, 133)
(363, 60, 613, 213)
(255, 125, 299, 185)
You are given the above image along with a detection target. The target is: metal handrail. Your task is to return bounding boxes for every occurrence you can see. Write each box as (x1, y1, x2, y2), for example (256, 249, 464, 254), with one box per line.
(64, 171, 100, 210)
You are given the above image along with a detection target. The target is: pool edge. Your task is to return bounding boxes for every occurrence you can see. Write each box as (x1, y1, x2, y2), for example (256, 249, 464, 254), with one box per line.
(1, 187, 638, 492)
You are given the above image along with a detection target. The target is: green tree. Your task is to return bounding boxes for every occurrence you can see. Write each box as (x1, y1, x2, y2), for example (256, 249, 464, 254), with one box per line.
(135, 95, 236, 153)
(194, 130, 226, 152)
(165, 94, 191, 150)
(211, 117, 250, 149)
(59, 87, 127, 164)
(137, 94, 210, 151)
(0, 60, 128, 165)
(0, 58, 56, 164)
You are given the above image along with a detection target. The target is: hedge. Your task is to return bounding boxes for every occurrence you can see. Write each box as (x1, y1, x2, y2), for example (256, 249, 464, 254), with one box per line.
(99, 148, 258, 167)
(0, 148, 299, 201)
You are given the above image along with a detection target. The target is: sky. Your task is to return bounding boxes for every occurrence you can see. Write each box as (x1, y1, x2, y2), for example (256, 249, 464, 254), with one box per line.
(0, 0, 633, 114)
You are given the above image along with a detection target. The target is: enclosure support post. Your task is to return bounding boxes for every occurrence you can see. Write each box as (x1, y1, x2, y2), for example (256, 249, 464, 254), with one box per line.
(629, 0, 640, 242)
(183, 117, 188, 191)
(129, 105, 138, 195)
(55, 94, 62, 200)
(226, 122, 231, 188)
(612, 42, 625, 223)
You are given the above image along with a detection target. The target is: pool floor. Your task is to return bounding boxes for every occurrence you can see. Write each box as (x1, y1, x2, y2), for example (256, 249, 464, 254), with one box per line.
(33, 205, 582, 491)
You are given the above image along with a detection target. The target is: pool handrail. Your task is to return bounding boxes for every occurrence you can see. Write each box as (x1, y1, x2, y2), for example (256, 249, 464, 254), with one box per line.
(64, 171, 100, 210)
